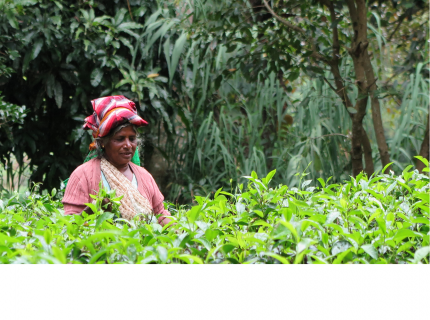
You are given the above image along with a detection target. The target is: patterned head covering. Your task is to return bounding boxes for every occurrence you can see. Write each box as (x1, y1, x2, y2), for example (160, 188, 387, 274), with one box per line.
(83, 95, 148, 150)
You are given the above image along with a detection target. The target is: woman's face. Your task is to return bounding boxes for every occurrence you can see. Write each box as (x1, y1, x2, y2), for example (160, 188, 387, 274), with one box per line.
(104, 125, 137, 168)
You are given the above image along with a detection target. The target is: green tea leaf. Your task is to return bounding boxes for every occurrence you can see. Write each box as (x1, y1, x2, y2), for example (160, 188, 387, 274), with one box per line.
(361, 244, 378, 260)
(413, 246, 430, 263)
(279, 221, 299, 243)
(187, 205, 202, 224)
(95, 212, 114, 229)
(264, 252, 290, 264)
(44, 229, 52, 245)
(205, 229, 219, 242)
(333, 248, 352, 264)
(393, 228, 423, 243)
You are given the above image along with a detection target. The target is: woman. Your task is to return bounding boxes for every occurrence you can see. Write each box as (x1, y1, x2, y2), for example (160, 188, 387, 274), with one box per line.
(62, 95, 171, 226)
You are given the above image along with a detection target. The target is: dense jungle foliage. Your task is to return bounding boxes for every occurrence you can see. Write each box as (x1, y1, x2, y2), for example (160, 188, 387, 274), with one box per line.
(0, 1, 428, 265)
(0, 0, 428, 203)
(0, 160, 428, 264)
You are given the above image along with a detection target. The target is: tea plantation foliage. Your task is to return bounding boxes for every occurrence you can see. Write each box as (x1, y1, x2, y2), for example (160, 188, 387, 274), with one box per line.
(1, 161, 429, 264)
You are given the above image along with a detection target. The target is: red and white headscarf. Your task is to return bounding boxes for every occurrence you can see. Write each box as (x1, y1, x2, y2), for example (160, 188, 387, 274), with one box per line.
(83, 96, 148, 150)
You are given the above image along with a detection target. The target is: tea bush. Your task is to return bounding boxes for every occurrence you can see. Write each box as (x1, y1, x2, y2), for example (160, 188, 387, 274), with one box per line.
(0, 159, 429, 264)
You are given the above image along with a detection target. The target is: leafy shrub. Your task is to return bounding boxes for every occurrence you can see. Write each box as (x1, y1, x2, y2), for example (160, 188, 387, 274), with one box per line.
(0, 160, 429, 264)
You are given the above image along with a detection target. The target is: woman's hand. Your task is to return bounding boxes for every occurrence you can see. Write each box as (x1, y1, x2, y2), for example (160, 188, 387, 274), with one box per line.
(82, 198, 113, 215)
(83, 205, 94, 215)
(101, 198, 113, 212)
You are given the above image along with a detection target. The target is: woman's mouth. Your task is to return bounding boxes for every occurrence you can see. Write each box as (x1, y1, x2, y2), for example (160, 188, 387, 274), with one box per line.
(121, 152, 132, 157)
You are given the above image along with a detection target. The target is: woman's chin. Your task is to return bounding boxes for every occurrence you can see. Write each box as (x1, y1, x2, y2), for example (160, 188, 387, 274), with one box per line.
(121, 154, 133, 161)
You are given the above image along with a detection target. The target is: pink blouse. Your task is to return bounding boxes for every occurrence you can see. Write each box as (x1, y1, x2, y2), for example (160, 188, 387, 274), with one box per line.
(62, 158, 171, 224)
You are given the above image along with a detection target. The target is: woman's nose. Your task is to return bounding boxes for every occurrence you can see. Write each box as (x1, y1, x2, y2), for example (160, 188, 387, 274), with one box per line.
(124, 138, 132, 148)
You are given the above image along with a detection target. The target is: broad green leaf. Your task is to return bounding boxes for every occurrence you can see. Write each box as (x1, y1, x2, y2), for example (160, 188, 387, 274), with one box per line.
(169, 32, 187, 85)
(296, 238, 315, 254)
(333, 248, 352, 264)
(325, 211, 340, 224)
(214, 187, 223, 199)
(236, 202, 245, 215)
(90, 68, 103, 87)
(393, 228, 423, 243)
(411, 217, 429, 225)
(177, 255, 203, 264)
(361, 244, 378, 260)
(294, 249, 311, 264)
(317, 178, 325, 187)
(414, 156, 428, 167)
(310, 255, 328, 264)
(221, 243, 237, 255)
(264, 252, 290, 264)
(265, 169, 277, 185)
(44, 229, 52, 245)
(156, 246, 168, 263)
(52, 247, 66, 264)
(89, 249, 108, 264)
(413, 246, 430, 263)
(31, 38, 43, 60)
(205, 229, 219, 242)
(252, 220, 273, 229)
(187, 205, 202, 224)
(54, 81, 63, 108)
(332, 240, 352, 256)
(279, 221, 299, 243)
(193, 238, 211, 251)
(396, 241, 413, 254)
(368, 209, 383, 223)
(95, 212, 114, 229)
(382, 162, 394, 174)
(376, 217, 387, 235)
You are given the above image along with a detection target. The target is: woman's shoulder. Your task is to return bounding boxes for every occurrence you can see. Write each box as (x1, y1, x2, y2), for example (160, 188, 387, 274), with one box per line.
(130, 162, 154, 180)
(129, 162, 164, 204)
(70, 158, 101, 180)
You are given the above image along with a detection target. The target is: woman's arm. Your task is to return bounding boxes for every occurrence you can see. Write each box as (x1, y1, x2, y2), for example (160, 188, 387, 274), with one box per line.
(153, 201, 172, 226)
(62, 167, 93, 215)
(64, 203, 88, 215)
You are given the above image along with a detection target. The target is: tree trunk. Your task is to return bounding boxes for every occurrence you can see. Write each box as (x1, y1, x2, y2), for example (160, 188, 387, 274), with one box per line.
(320, 0, 373, 177)
(328, 61, 372, 177)
(263, 0, 375, 177)
(347, 0, 391, 170)
(346, 0, 382, 177)
(361, 126, 374, 176)
(362, 51, 392, 170)
(351, 118, 364, 176)
(416, 114, 429, 173)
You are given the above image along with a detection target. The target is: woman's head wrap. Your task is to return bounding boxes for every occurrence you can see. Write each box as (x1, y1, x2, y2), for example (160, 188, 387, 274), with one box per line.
(83, 95, 148, 150)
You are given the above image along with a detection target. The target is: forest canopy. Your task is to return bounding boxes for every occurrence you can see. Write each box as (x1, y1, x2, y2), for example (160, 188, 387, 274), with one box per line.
(0, 0, 428, 202)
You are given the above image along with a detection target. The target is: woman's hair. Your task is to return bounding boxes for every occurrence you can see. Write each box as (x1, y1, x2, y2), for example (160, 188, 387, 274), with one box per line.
(94, 122, 142, 158)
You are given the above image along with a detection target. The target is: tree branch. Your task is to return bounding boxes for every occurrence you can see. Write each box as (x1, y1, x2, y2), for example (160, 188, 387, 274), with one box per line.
(323, 76, 337, 93)
(387, 5, 424, 43)
(125, 0, 134, 21)
(308, 133, 350, 141)
(262, 0, 328, 62)
(318, 0, 340, 60)
(262, 0, 306, 34)
(387, 16, 404, 42)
